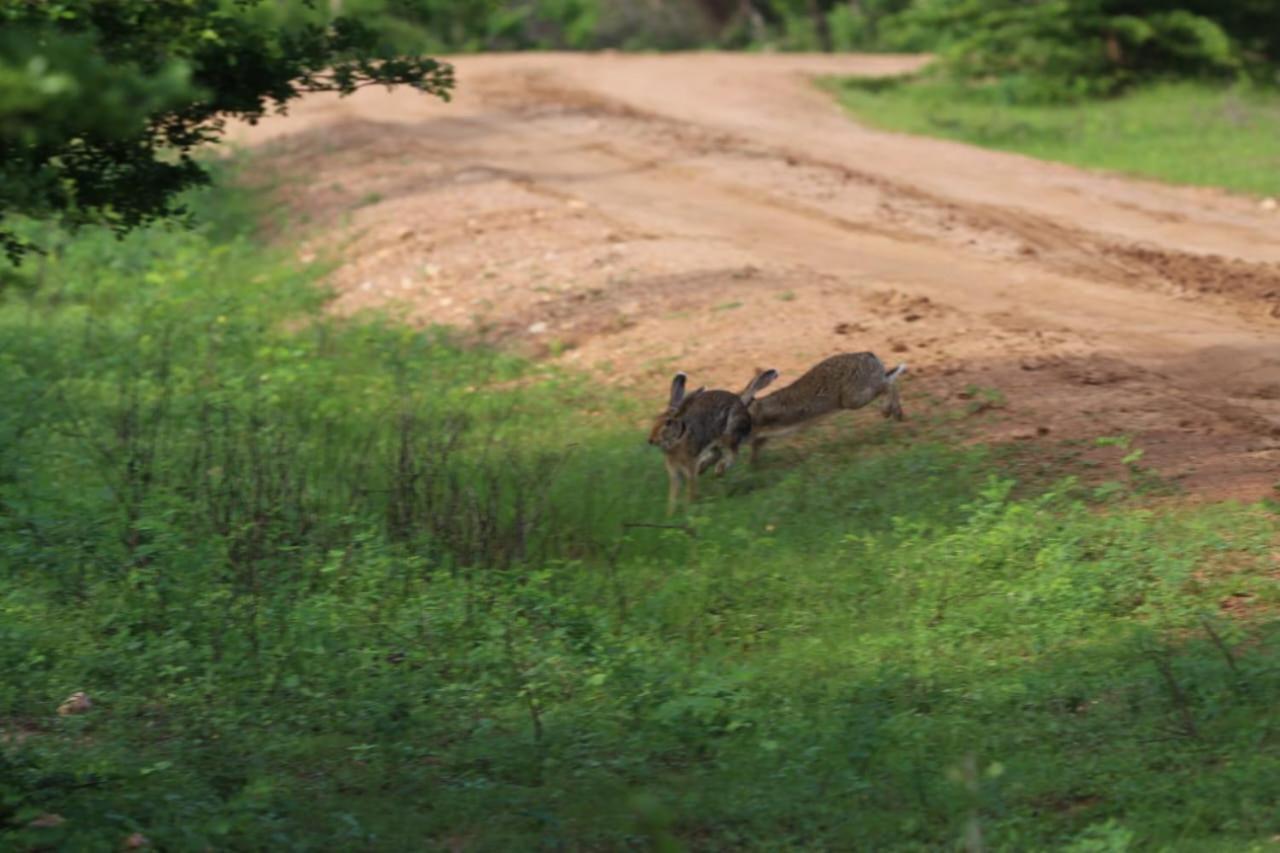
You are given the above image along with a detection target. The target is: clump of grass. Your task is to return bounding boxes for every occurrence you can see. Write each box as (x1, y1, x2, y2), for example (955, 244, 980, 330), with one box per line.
(1, 177, 1277, 850)
(821, 76, 1280, 197)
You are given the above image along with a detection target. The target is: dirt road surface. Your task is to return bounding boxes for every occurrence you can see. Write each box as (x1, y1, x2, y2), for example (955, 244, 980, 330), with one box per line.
(231, 53, 1280, 499)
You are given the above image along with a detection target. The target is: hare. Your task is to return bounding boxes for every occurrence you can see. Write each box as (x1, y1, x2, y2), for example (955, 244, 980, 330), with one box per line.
(648, 370, 777, 515)
(738, 352, 906, 462)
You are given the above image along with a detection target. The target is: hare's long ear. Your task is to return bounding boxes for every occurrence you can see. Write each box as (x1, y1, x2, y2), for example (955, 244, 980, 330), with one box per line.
(741, 367, 779, 404)
(667, 372, 688, 413)
(675, 386, 706, 416)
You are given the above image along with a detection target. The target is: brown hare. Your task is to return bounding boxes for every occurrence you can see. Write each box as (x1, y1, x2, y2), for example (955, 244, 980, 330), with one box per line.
(648, 370, 777, 515)
(738, 352, 905, 463)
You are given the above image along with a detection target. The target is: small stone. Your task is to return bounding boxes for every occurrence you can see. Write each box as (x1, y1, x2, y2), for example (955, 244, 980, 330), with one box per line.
(528, 321, 548, 335)
(58, 692, 91, 716)
(29, 813, 66, 828)
(125, 833, 151, 849)
(1260, 197, 1277, 212)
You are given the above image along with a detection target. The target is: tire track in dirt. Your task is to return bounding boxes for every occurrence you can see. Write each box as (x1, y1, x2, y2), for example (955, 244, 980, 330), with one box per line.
(486, 67, 1280, 322)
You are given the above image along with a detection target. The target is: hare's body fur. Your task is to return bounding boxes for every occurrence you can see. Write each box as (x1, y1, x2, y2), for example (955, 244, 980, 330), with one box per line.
(743, 352, 905, 460)
(649, 370, 776, 515)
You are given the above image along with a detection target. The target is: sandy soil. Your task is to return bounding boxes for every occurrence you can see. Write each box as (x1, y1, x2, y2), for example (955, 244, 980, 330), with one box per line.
(229, 52, 1280, 499)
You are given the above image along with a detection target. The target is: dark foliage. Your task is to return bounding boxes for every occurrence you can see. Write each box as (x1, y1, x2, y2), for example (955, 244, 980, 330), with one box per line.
(0, 1, 453, 261)
(897, 0, 1279, 101)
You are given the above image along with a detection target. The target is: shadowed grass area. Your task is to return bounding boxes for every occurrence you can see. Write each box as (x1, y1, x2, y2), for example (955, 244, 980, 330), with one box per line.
(2, 174, 1277, 851)
(822, 76, 1280, 198)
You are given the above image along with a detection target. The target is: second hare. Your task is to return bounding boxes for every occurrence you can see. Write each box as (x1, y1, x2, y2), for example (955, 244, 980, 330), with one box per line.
(739, 352, 906, 462)
(648, 370, 777, 515)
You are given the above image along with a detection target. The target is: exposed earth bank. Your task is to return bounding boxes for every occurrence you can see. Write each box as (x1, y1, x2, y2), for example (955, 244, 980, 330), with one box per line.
(231, 52, 1280, 499)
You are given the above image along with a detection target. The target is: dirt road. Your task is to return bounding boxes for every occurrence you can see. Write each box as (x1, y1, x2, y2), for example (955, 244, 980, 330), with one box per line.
(232, 53, 1280, 498)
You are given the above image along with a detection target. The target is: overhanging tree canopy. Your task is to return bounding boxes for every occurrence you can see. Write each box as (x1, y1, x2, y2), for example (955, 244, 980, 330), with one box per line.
(0, 0, 454, 261)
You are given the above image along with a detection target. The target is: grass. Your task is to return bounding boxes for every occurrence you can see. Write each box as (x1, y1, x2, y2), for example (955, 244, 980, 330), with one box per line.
(822, 76, 1280, 198)
(1, 173, 1278, 851)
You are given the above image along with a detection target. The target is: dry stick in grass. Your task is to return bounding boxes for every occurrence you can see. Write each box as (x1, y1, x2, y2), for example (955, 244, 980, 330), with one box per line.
(621, 521, 698, 538)
(1199, 616, 1242, 685)
(1147, 648, 1199, 739)
(604, 522, 698, 627)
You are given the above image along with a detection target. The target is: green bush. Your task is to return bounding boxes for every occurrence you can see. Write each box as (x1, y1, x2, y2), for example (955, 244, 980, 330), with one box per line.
(899, 0, 1271, 102)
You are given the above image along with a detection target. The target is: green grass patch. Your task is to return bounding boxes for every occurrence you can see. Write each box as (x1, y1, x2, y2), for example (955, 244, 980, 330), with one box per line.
(822, 76, 1280, 197)
(2, 176, 1278, 851)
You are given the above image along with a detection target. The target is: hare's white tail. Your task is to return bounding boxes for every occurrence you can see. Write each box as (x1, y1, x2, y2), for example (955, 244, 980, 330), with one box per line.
(885, 363, 908, 383)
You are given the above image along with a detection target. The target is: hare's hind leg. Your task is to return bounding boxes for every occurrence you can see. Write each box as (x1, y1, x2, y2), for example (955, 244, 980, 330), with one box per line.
(714, 412, 751, 475)
(880, 380, 903, 421)
(695, 444, 722, 476)
(712, 441, 738, 476)
(881, 363, 906, 421)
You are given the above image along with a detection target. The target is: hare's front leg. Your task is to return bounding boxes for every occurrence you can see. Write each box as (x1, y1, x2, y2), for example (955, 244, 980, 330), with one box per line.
(749, 437, 768, 464)
(664, 457, 683, 516)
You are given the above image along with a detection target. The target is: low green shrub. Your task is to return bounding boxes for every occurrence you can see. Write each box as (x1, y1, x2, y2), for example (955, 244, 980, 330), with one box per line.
(2, 178, 1276, 849)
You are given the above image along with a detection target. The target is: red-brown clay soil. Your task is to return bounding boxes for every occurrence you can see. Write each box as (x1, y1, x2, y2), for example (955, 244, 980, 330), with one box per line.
(229, 53, 1280, 500)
